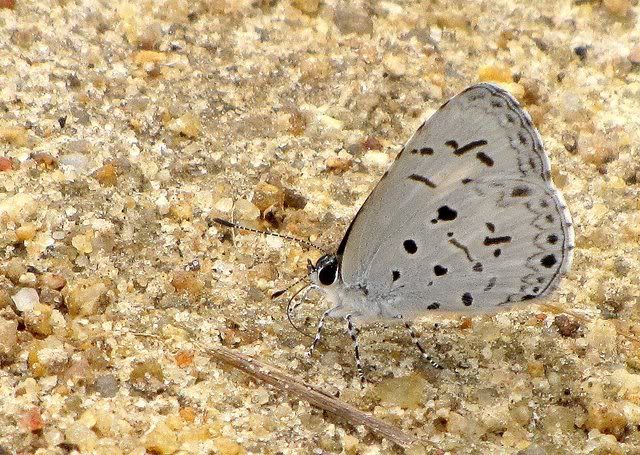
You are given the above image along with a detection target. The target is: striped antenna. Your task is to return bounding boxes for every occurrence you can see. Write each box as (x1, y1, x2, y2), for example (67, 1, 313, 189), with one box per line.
(211, 217, 329, 254)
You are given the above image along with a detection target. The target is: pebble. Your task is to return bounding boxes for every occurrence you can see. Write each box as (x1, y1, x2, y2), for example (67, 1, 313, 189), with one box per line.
(167, 113, 201, 138)
(143, 422, 179, 455)
(553, 314, 581, 338)
(213, 437, 245, 455)
(39, 273, 67, 291)
(94, 163, 117, 186)
(169, 201, 193, 221)
(252, 182, 284, 213)
(584, 401, 627, 439)
(24, 303, 54, 336)
(478, 64, 513, 83)
(628, 45, 640, 65)
(15, 223, 36, 242)
(234, 199, 260, 220)
(71, 230, 94, 254)
(333, 2, 373, 35)
(0, 125, 28, 146)
(65, 281, 107, 316)
(603, 0, 632, 17)
(0, 319, 18, 362)
(0, 0, 15, 9)
(12, 287, 39, 312)
(382, 54, 406, 78)
(373, 373, 427, 409)
(291, 0, 319, 14)
(325, 154, 352, 172)
(0, 157, 12, 171)
(65, 422, 99, 452)
(93, 374, 120, 397)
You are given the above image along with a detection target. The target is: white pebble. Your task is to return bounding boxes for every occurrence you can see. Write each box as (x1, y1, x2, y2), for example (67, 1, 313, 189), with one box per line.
(12, 287, 39, 312)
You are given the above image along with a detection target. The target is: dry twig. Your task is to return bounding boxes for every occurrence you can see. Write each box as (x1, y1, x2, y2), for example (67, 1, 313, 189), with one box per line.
(205, 344, 421, 448)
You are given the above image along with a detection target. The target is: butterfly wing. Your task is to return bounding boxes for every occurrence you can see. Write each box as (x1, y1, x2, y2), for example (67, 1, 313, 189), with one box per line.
(337, 83, 574, 316)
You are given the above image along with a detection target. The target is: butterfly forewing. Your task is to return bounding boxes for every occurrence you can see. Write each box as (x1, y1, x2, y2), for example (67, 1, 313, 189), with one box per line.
(338, 83, 574, 316)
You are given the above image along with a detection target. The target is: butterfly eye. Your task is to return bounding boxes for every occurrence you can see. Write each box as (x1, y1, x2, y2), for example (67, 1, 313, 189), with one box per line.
(318, 260, 338, 286)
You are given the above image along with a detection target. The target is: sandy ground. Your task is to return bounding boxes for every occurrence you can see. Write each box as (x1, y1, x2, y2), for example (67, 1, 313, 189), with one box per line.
(1, 0, 640, 453)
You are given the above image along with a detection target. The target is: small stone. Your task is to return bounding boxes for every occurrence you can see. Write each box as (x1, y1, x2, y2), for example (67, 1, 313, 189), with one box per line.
(65, 422, 98, 452)
(0, 157, 12, 171)
(12, 287, 39, 312)
(31, 152, 57, 168)
(171, 271, 203, 296)
(71, 230, 94, 254)
(15, 223, 36, 241)
(362, 136, 382, 151)
(143, 422, 179, 455)
(179, 406, 197, 423)
(59, 153, 90, 171)
(133, 50, 167, 65)
(527, 360, 545, 378)
(65, 281, 107, 316)
(28, 336, 68, 377)
(603, 0, 632, 18)
(382, 54, 406, 78)
(584, 402, 627, 439)
(93, 374, 119, 397)
(234, 199, 260, 221)
(283, 188, 307, 210)
(628, 45, 640, 65)
(169, 201, 193, 221)
(175, 350, 194, 367)
(252, 182, 285, 213)
(373, 373, 427, 409)
(213, 437, 245, 455)
(0, 319, 18, 362)
(478, 64, 513, 83)
(333, 1, 373, 35)
(215, 197, 233, 213)
(39, 273, 67, 291)
(24, 303, 54, 337)
(130, 360, 165, 394)
(21, 408, 45, 432)
(291, 0, 319, 14)
(0, 0, 15, 9)
(167, 113, 201, 138)
(94, 163, 117, 186)
(586, 319, 617, 355)
(362, 150, 389, 168)
(0, 125, 28, 146)
(342, 434, 359, 455)
(325, 154, 352, 172)
(553, 314, 580, 338)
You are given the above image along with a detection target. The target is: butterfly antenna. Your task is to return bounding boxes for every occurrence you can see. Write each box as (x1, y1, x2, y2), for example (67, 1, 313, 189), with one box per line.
(212, 217, 329, 254)
(271, 274, 309, 299)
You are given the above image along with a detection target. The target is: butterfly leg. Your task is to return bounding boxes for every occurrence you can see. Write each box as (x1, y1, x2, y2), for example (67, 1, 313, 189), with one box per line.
(404, 322, 443, 370)
(308, 308, 332, 357)
(345, 314, 365, 385)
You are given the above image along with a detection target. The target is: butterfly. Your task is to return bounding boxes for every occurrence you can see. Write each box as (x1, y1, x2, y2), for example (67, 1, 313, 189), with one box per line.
(216, 83, 574, 383)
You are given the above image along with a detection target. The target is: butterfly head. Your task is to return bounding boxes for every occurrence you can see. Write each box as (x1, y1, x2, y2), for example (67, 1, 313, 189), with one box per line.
(308, 254, 340, 287)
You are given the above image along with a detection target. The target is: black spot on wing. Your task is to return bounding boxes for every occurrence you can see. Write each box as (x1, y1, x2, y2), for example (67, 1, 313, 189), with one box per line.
(403, 239, 417, 254)
(462, 292, 473, 306)
(486, 222, 495, 232)
(451, 140, 488, 156)
(476, 152, 494, 167)
(483, 236, 512, 246)
(437, 205, 457, 221)
(427, 302, 440, 310)
(433, 265, 448, 276)
(392, 270, 400, 281)
(408, 174, 436, 188)
(541, 254, 557, 268)
(547, 234, 558, 244)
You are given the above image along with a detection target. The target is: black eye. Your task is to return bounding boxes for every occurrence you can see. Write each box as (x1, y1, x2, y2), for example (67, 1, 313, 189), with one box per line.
(318, 261, 338, 285)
